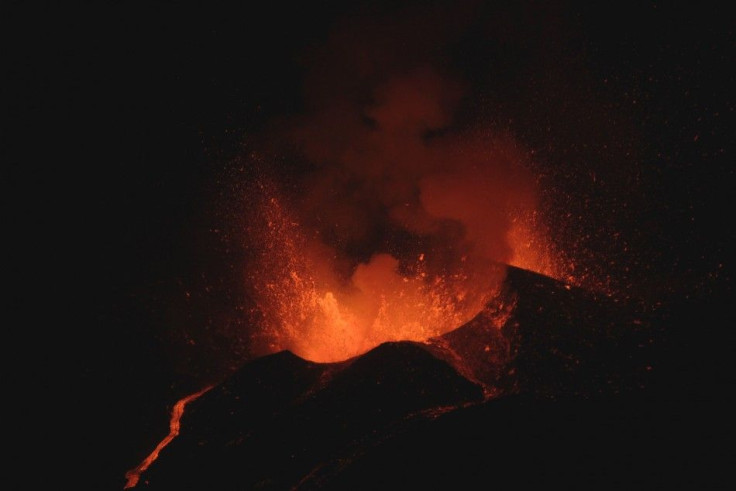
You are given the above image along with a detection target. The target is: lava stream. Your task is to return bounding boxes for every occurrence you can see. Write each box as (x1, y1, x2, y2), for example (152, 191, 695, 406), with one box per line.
(124, 386, 212, 489)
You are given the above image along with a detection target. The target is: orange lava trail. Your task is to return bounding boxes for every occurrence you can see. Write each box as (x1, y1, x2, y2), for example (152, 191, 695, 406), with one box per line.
(124, 386, 212, 489)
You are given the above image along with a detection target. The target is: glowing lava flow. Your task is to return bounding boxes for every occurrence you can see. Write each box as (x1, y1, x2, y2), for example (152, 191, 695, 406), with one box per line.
(124, 386, 212, 489)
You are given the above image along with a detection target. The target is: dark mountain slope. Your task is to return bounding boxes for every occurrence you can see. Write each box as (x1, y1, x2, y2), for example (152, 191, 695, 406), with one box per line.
(134, 265, 722, 489)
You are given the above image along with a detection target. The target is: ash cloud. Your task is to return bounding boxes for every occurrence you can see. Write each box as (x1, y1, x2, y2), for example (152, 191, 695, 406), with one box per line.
(280, 5, 538, 290)
(239, 3, 543, 359)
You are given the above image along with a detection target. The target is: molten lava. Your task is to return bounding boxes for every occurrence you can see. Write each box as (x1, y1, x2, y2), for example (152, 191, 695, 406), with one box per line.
(248, 194, 496, 362)
(246, 184, 565, 363)
(124, 386, 212, 489)
(237, 65, 573, 364)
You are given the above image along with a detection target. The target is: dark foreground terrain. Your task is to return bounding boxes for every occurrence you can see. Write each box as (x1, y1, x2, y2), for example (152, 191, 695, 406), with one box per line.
(128, 266, 734, 489)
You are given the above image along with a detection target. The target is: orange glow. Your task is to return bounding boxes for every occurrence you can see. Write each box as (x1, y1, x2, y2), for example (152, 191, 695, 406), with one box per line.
(507, 210, 565, 281)
(247, 188, 563, 363)
(124, 386, 212, 489)
(236, 64, 574, 363)
(250, 194, 502, 362)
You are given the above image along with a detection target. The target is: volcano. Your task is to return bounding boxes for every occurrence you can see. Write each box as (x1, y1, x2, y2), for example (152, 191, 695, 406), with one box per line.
(122, 265, 720, 490)
(13, 2, 734, 490)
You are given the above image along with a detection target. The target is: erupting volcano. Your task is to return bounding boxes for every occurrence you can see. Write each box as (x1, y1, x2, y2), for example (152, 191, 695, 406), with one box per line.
(107, 2, 733, 490)
(246, 146, 561, 363)
(124, 56, 608, 486)
(124, 264, 658, 489)
(125, 52, 578, 487)
(240, 62, 572, 363)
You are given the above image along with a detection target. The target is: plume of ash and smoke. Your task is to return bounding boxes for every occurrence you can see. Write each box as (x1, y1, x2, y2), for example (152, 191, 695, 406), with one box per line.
(242, 5, 543, 360)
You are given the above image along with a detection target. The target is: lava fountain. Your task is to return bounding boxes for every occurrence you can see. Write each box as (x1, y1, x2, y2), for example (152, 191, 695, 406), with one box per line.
(242, 135, 566, 363)
(234, 58, 571, 363)
(126, 7, 587, 489)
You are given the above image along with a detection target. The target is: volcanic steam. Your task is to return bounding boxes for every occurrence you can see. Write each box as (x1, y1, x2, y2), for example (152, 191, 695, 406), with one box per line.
(242, 62, 562, 362)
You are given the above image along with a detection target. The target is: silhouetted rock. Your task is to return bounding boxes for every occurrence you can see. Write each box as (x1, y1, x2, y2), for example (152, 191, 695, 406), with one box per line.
(135, 266, 698, 490)
(431, 266, 656, 398)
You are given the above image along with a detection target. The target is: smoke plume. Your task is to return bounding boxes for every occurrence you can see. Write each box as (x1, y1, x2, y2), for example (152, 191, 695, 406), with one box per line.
(242, 4, 547, 361)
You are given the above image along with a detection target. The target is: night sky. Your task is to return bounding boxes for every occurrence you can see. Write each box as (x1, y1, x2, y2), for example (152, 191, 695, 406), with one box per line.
(8, 1, 734, 488)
